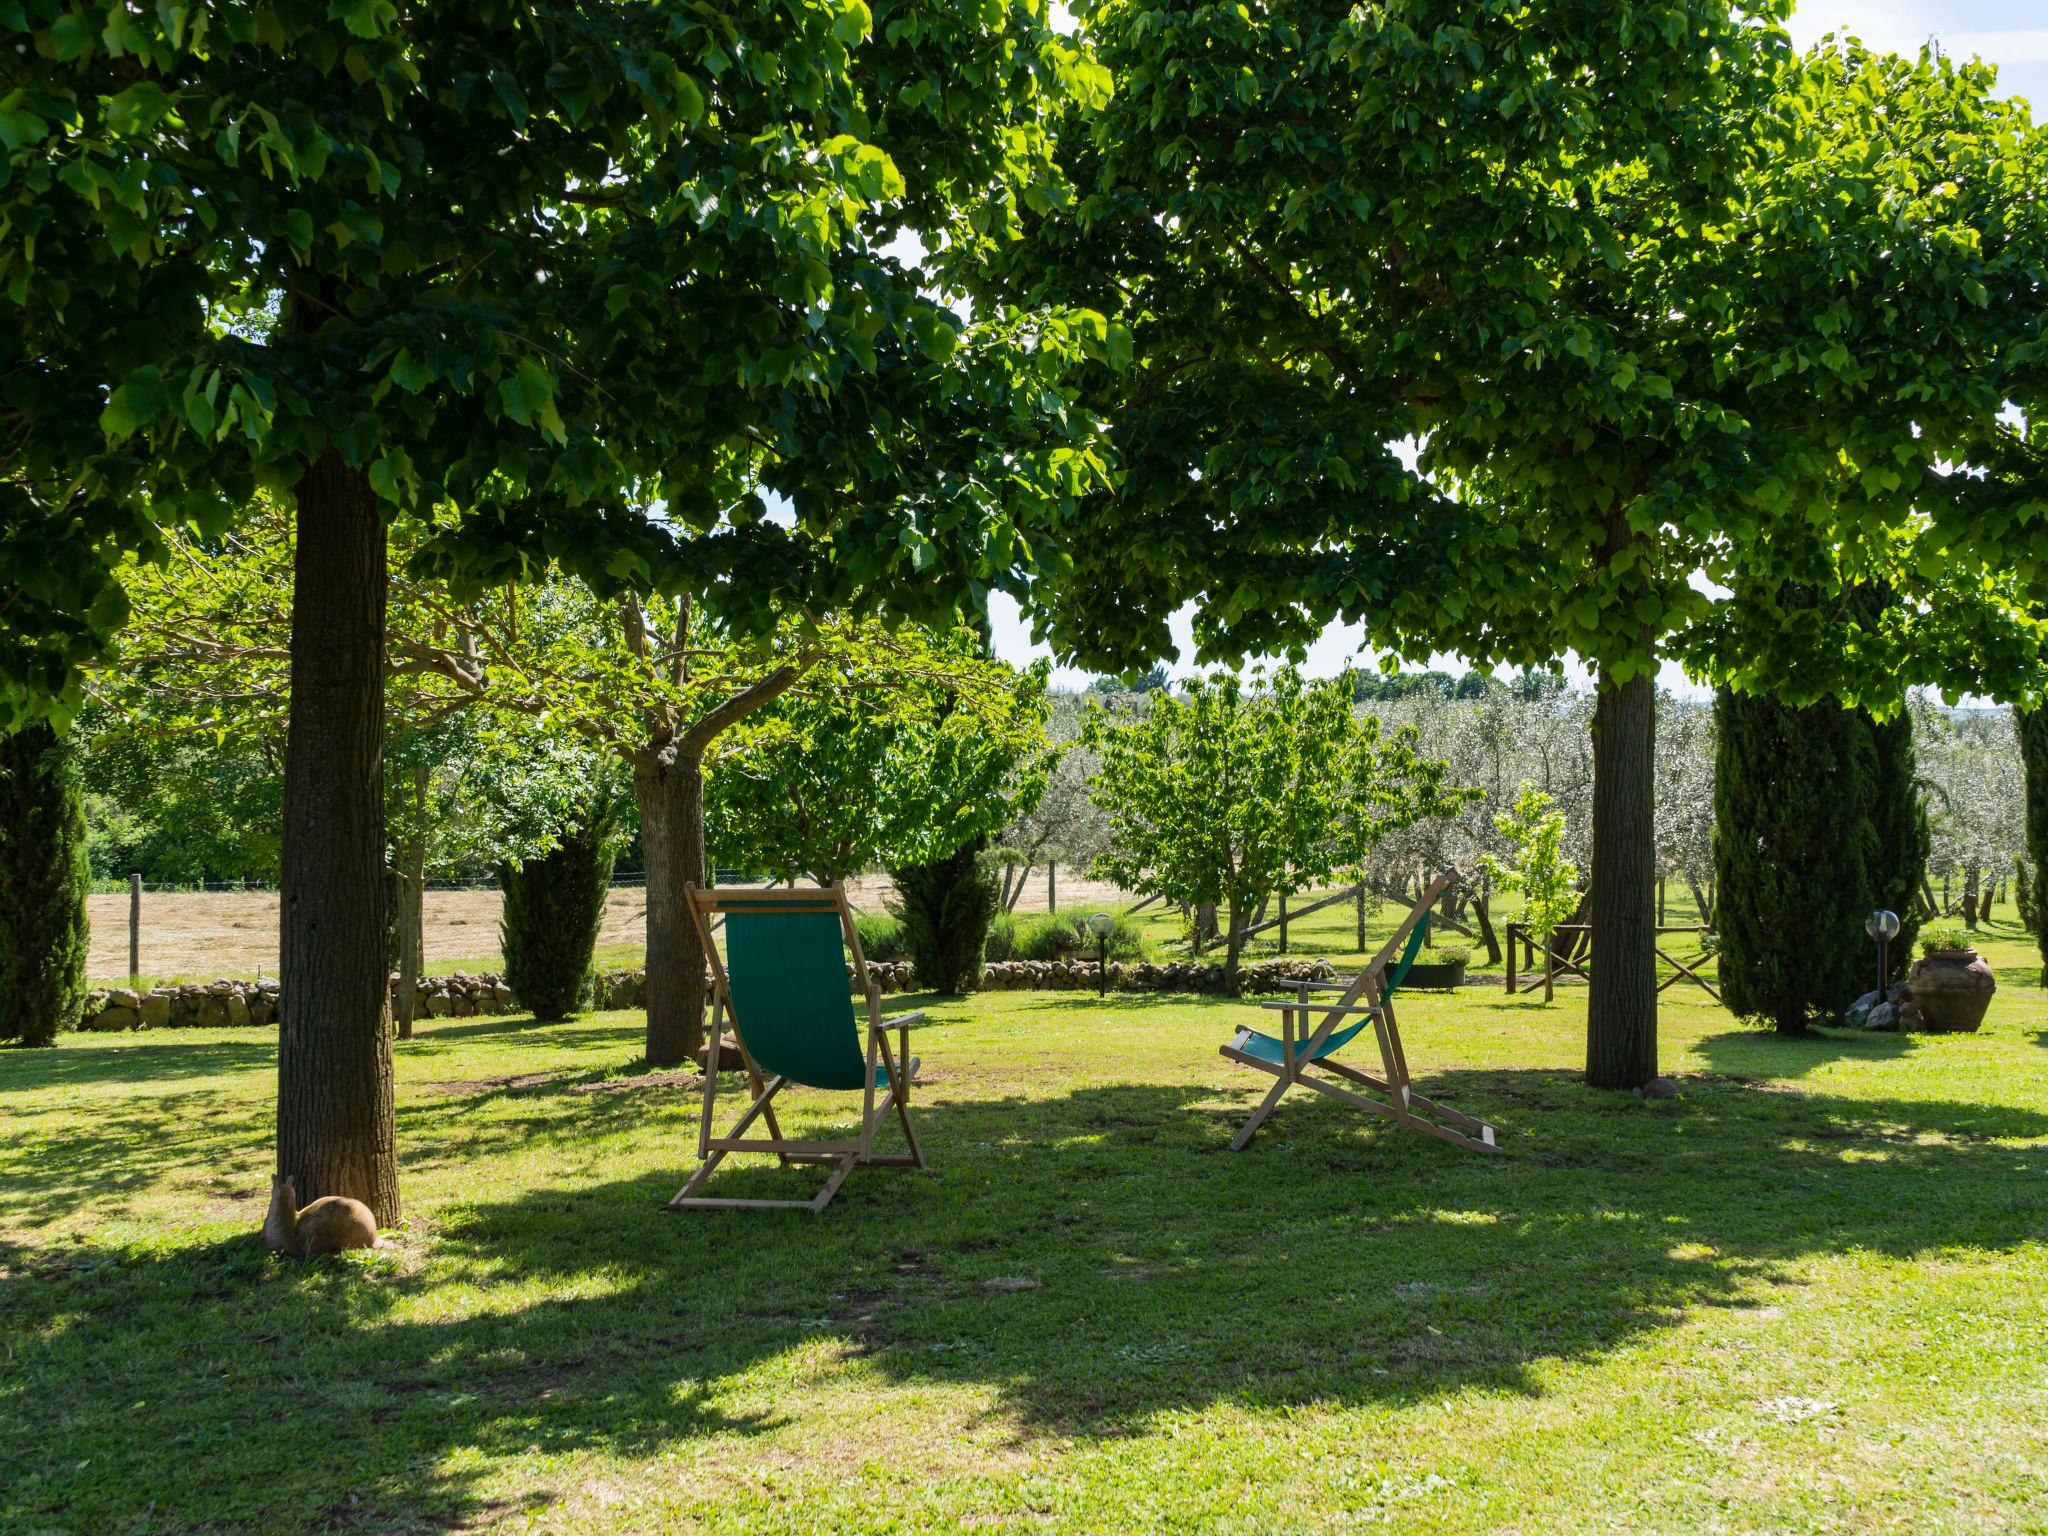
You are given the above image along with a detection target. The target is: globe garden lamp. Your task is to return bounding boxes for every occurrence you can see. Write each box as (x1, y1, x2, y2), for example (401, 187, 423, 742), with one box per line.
(1087, 912, 1115, 996)
(1866, 909, 1901, 996)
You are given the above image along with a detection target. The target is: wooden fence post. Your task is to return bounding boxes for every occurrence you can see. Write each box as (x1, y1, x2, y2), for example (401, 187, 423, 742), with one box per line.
(129, 872, 141, 984)
(1505, 923, 1518, 994)
(1277, 890, 1288, 954)
(1354, 883, 1366, 952)
(1048, 861, 1056, 914)
(1657, 875, 1666, 927)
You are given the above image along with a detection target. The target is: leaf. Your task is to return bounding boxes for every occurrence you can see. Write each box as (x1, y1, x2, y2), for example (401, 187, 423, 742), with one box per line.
(101, 365, 167, 440)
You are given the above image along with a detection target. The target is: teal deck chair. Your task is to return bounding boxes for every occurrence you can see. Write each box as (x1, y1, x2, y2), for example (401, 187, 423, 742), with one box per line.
(671, 884, 925, 1212)
(1221, 874, 1499, 1154)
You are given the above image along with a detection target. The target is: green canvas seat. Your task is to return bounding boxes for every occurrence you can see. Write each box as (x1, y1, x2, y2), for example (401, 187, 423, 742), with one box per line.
(670, 884, 926, 1213)
(1222, 875, 1500, 1155)
(1232, 916, 1430, 1069)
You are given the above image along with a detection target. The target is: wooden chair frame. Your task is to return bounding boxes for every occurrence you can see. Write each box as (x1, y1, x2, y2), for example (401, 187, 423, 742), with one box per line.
(670, 883, 926, 1213)
(1222, 874, 1500, 1155)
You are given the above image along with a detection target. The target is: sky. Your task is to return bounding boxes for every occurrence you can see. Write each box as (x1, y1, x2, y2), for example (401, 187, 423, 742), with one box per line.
(987, 0, 2044, 696)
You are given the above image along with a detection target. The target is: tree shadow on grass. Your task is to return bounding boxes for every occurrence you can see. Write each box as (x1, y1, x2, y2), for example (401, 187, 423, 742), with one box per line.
(5, 1062, 2046, 1532)
(0, 1034, 281, 1092)
(1689, 1026, 1918, 1081)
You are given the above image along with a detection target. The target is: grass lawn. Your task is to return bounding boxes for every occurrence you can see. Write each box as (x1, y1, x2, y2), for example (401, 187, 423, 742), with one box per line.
(5, 933, 2047, 1533)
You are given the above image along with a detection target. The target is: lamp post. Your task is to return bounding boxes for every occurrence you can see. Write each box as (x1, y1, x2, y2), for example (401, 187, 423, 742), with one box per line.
(1087, 912, 1115, 996)
(1865, 909, 1900, 997)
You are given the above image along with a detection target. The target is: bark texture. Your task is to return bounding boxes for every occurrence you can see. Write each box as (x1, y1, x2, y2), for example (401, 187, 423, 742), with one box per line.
(277, 449, 399, 1221)
(1587, 663, 1659, 1089)
(635, 744, 706, 1068)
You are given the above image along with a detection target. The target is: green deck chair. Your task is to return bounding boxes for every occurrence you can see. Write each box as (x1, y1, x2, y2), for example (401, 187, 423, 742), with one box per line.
(671, 883, 925, 1213)
(1221, 874, 1499, 1154)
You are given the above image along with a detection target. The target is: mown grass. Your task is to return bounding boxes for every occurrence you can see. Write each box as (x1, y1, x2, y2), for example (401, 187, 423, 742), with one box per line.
(4, 946, 2047, 1534)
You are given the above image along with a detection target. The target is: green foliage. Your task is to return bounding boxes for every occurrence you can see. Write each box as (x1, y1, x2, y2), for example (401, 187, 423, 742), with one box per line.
(852, 911, 906, 964)
(2018, 708, 2048, 984)
(979, 11, 2048, 704)
(707, 635, 1055, 885)
(0, 724, 91, 1045)
(1921, 926, 1973, 956)
(498, 800, 619, 1023)
(0, 1, 1122, 730)
(983, 911, 1020, 963)
(1864, 704, 1931, 984)
(1015, 912, 1086, 961)
(1479, 785, 1581, 949)
(1011, 910, 1145, 963)
(888, 844, 999, 994)
(1433, 942, 1473, 969)
(77, 717, 284, 884)
(1083, 666, 1472, 989)
(1713, 691, 1874, 1033)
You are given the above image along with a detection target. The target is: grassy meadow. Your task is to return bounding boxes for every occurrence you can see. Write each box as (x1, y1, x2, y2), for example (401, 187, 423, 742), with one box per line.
(4, 917, 2046, 1533)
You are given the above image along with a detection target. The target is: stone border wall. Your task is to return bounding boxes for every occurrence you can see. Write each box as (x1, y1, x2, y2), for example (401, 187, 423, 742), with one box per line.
(78, 961, 924, 1031)
(77, 957, 1334, 1031)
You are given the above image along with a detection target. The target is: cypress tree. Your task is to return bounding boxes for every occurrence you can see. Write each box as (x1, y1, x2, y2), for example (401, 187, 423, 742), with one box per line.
(889, 839, 1000, 995)
(2017, 707, 2048, 986)
(1863, 705, 1931, 985)
(498, 803, 617, 1023)
(1713, 689, 1873, 1033)
(0, 723, 92, 1047)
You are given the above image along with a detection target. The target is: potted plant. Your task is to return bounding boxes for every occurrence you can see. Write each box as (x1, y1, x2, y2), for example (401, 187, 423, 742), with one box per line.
(1404, 942, 1470, 992)
(1905, 926, 1996, 1033)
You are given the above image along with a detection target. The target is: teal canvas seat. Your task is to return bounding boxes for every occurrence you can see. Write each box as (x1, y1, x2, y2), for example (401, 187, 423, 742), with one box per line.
(1231, 916, 1431, 1069)
(671, 884, 926, 1213)
(1221, 875, 1499, 1155)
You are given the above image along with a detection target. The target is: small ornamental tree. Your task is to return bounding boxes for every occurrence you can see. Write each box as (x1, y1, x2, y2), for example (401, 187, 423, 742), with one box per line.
(499, 793, 621, 1023)
(2018, 708, 2048, 985)
(1083, 667, 1471, 991)
(1712, 690, 1874, 1033)
(0, 724, 91, 1047)
(890, 845, 1003, 995)
(707, 635, 1054, 991)
(1479, 784, 1580, 1005)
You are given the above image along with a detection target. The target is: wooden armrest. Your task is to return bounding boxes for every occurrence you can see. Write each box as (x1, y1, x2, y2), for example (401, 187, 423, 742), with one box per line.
(878, 1011, 926, 1030)
(1258, 1000, 1379, 1016)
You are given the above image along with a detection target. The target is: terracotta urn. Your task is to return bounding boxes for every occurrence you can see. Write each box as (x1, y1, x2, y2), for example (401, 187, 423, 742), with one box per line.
(1906, 948, 1996, 1034)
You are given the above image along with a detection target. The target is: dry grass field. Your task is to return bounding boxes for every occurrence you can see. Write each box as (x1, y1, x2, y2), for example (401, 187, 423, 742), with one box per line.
(86, 872, 1141, 982)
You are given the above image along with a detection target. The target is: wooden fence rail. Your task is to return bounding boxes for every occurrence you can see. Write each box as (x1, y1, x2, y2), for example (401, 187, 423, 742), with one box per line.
(1504, 921, 1720, 1002)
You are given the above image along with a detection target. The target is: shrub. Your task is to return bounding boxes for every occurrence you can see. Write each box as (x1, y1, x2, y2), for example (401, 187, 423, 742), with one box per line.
(1094, 913, 1147, 962)
(0, 723, 91, 1046)
(1016, 911, 1086, 960)
(1920, 925, 1972, 956)
(498, 803, 616, 1022)
(1017, 911, 1145, 962)
(1432, 942, 1472, 968)
(890, 843, 999, 993)
(983, 911, 1019, 962)
(853, 910, 905, 962)
(1714, 687, 1874, 1033)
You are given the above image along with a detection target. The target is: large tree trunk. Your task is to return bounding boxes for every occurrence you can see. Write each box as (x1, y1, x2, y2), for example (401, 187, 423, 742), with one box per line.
(277, 451, 399, 1222)
(1962, 864, 1982, 929)
(1586, 662, 1659, 1090)
(635, 742, 706, 1068)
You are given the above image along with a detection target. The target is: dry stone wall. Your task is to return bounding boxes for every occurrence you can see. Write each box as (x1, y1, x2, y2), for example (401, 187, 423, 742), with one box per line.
(77, 961, 924, 1031)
